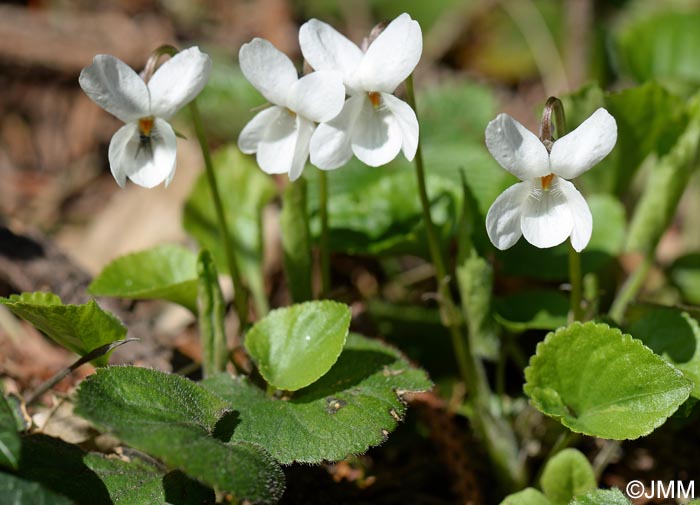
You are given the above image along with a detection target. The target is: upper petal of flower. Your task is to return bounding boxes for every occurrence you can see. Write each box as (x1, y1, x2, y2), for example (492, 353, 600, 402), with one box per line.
(309, 94, 364, 170)
(485, 113, 551, 180)
(148, 47, 212, 120)
(549, 108, 617, 180)
(239, 38, 299, 107)
(380, 93, 418, 161)
(299, 19, 364, 93)
(108, 118, 177, 188)
(238, 106, 285, 154)
(485, 181, 531, 250)
(256, 108, 300, 175)
(520, 178, 574, 248)
(288, 70, 345, 123)
(289, 117, 316, 181)
(357, 13, 422, 94)
(351, 94, 402, 166)
(79, 55, 149, 123)
(558, 178, 593, 252)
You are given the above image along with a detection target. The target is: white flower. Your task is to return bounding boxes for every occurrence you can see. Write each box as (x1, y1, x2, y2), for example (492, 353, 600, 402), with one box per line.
(79, 47, 211, 188)
(485, 108, 617, 252)
(299, 13, 422, 169)
(237, 38, 345, 181)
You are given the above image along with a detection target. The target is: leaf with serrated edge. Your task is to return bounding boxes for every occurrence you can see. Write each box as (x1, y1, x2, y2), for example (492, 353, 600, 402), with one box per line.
(75, 366, 284, 504)
(88, 245, 199, 313)
(245, 301, 351, 391)
(0, 292, 125, 366)
(524, 322, 692, 440)
(204, 333, 432, 464)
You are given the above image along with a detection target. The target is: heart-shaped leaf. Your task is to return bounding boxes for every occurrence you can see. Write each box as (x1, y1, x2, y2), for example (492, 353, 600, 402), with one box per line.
(75, 366, 284, 503)
(245, 301, 351, 391)
(88, 245, 199, 312)
(0, 292, 126, 366)
(524, 322, 692, 439)
(204, 333, 432, 464)
(540, 449, 596, 505)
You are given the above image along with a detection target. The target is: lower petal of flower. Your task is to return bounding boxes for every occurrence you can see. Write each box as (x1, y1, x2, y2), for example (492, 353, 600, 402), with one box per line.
(521, 178, 574, 249)
(257, 108, 299, 175)
(238, 106, 285, 154)
(485, 181, 531, 250)
(351, 94, 402, 167)
(558, 178, 593, 252)
(381, 93, 419, 161)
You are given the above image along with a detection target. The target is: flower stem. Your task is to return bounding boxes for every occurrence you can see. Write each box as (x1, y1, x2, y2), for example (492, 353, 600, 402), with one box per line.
(189, 100, 249, 328)
(609, 253, 653, 323)
(318, 170, 331, 298)
(568, 241, 584, 321)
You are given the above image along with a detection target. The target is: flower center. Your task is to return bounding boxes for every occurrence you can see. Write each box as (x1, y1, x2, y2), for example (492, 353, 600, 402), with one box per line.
(540, 174, 555, 191)
(138, 116, 155, 137)
(286, 108, 297, 118)
(368, 91, 381, 109)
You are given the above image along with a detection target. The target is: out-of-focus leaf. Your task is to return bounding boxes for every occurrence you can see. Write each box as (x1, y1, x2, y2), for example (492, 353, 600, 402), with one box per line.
(0, 292, 125, 367)
(539, 448, 596, 505)
(571, 488, 631, 505)
(494, 290, 569, 333)
(197, 251, 228, 378)
(0, 394, 20, 470)
(457, 255, 500, 358)
(500, 488, 551, 505)
(183, 146, 277, 315)
(669, 253, 700, 304)
(281, 179, 313, 303)
(0, 472, 74, 505)
(88, 245, 198, 313)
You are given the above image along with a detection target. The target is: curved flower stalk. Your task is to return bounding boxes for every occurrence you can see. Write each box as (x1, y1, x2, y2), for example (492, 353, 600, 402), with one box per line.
(79, 47, 211, 188)
(485, 108, 617, 252)
(238, 38, 345, 181)
(299, 13, 422, 169)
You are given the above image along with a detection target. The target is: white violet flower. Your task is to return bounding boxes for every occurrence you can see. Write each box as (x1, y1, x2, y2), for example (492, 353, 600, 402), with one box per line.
(484, 108, 617, 252)
(79, 47, 211, 188)
(237, 38, 345, 181)
(299, 13, 422, 169)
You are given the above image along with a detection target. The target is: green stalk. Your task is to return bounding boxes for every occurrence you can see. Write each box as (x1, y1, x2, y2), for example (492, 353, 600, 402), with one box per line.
(609, 253, 653, 324)
(190, 100, 249, 328)
(318, 170, 331, 298)
(568, 242, 584, 321)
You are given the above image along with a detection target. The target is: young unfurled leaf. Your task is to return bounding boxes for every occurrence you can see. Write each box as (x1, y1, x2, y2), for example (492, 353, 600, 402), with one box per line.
(204, 333, 432, 464)
(245, 301, 351, 391)
(539, 449, 596, 505)
(524, 322, 692, 439)
(197, 251, 228, 377)
(0, 292, 126, 367)
(88, 245, 199, 313)
(75, 367, 284, 503)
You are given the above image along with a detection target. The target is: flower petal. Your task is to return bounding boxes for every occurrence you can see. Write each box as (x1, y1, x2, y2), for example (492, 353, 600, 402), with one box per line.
(238, 106, 285, 154)
(257, 108, 299, 175)
(239, 38, 299, 106)
(357, 13, 422, 93)
(520, 178, 574, 249)
(289, 117, 315, 181)
(485, 181, 530, 250)
(380, 93, 418, 161)
(108, 118, 177, 188)
(558, 178, 593, 252)
(309, 94, 364, 170)
(148, 47, 212, 120)
(549, 108, 618, 179)
(299, 19, 364, 93)
(288, 70, 345, 123)
(485, 113, 551, 180)
(351, 95, 402, 167)
(79, 54, 149, 123)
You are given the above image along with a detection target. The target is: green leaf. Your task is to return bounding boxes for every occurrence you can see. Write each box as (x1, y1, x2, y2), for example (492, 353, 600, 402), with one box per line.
(88, 245, 199, 313)
(456, 254, 499, 359)
(203, 333, 432, 464)
(629, 307, 700, 398)
(245, 301, 351, 391)
(494, 290, 569, 333)
(0, 472, 74, 505)
(281, 178, 313, 303)
(571, 488, 631, 505)
(197, 250, 228, 378)
(669, 253, 700, 304)
(0, 292, 125, 366)
(75, 366, 284, 503)
(184, 145, 276, 316)
(524, 322, 692, 439)
(500, 488, 551, 505)
(616, 11, 700, 86)
(0, 394, 21, 470)
(540, 448, 596, 505)
(13, 433, 213, 505)
(498, 195, 626, 280)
